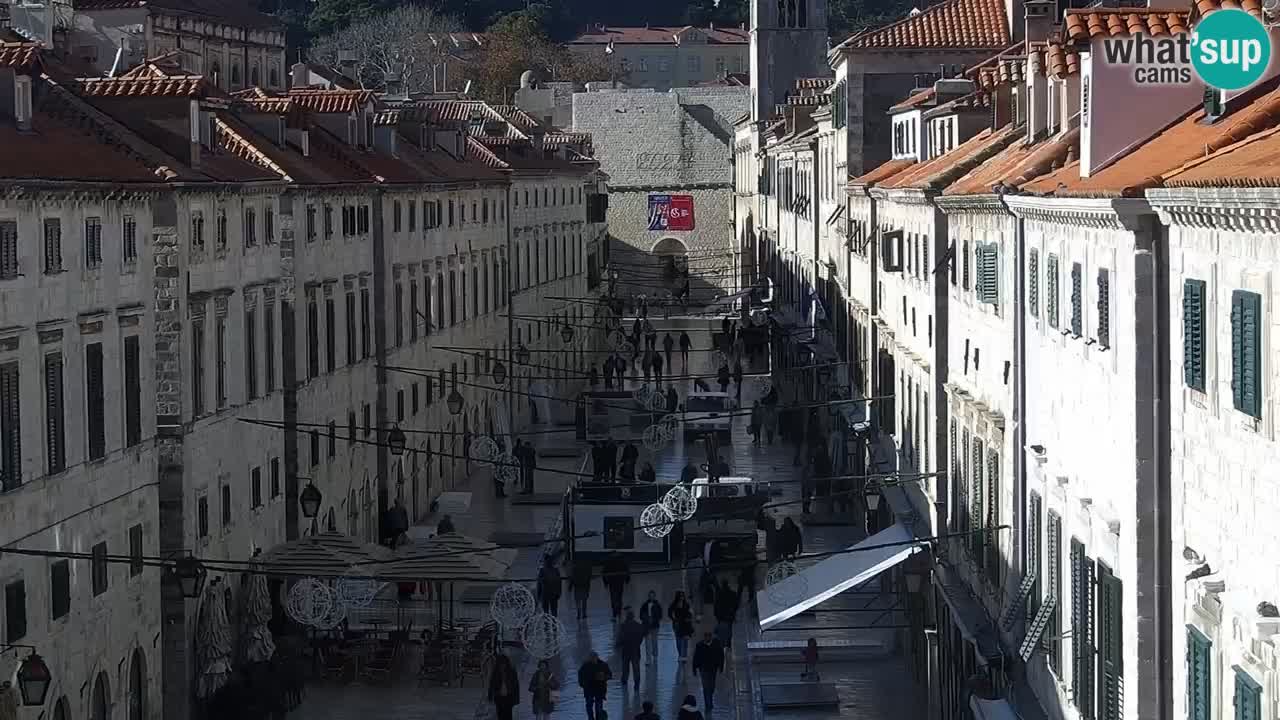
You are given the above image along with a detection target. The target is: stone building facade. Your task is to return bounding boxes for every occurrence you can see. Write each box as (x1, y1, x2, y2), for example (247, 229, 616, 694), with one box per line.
(568, 25, 749, 92)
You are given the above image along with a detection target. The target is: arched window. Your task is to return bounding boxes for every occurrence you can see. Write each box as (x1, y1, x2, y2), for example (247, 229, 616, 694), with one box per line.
(129, 649, 147, 720)
(799, 0, 808, 27)
(251, 62, 261, 87)
(777, 0, 786, 25)
(52, 697, 70, 720)
(209, 61, 221, 87)
(231, 63, 241, 87)
(269, 65, 280, 88)
(92, 672, 110, 720)
(787, 0, 797, 27)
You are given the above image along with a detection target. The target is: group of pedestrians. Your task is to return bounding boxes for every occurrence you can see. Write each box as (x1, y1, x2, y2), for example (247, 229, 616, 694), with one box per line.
(591, 439, 656, 483)
(605, 595, 727, 715)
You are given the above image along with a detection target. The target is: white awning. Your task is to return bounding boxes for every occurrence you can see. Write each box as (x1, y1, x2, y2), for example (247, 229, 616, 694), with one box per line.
(970, 697, 1022, 720)
(757, 522, 923, 630)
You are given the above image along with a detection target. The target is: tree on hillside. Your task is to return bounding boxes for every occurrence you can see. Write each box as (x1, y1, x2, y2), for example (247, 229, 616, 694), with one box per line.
(467, 9, 615, 103)
(309, 4, 464, 93)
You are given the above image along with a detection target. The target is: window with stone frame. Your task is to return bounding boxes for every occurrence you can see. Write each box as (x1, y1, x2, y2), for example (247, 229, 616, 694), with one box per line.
(215, 209, 228, 251)
(189, 212, 204, 253)
(50, 560, 69, 620)
(1046, 254, 1060, 328)
(91, 541, 108, 595)
(197, 494, 209, 537)
(251, 467, 262, 509)
(84, 216, 103, 268)
(0, 221, 17, 279)
(394, 280, 404, 346)
(221, 483, 232, 528)
(85, 342, 105, 460)
(3, 579, 24, 643)
(1, 362, 20, 491)
(45, 351, 65, 474)
(1070, 262, 1084, 337)
(244, 207, 257, 247)
(1096, 268, 1111, 349)
(215, 312, 227, 409)
(360, 286, 371, 358)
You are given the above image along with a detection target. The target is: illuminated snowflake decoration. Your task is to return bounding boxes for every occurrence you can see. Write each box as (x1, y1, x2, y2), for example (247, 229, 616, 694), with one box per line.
(642, 424, 668, 452)
(285, 578, 335, 627)
(661, 485, 698, 521)
(521, 612, 566, 659)
(334, 574, 384, 610)
(489, 582, 537, 630)
(765, 562, 809, 606)
(660, 413, 680, 438)
(312, 590, 350, 630)
(633, 384, 654, 407)
(471, 436, 501, 463)
(752, 376, 773, 398)
(495, 453, 520, 485)
(640, 503, 675, 539)
(645, 390, 668, 412)
(609, 330, 630, 352)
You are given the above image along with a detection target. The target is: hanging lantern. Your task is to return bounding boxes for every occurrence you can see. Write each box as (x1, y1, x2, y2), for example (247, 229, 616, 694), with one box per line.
(387, 424, 408, 456)
(493, 361, 508, 385)
(299, 481, 323, 520)
(560, 324, 574, 344)
(447, 389, 465, 416)
(170, 554, 208, 599)
(640, 503, 675, 538)
(16, 653, 51, 707)
(515, 344, 532, 365)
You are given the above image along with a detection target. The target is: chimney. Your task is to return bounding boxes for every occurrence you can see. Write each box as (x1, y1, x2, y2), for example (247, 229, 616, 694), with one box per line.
(709, 21, 715, 30)
(992, 83, 1013, 128)
(1027, 45, 1049, 141)
(933, 77, 975, 102)
(187, 100, 202, 168)
(1024, 0, 1054, 44)
(1006, 0, 1025, 42)
(290, 61, 307, 89)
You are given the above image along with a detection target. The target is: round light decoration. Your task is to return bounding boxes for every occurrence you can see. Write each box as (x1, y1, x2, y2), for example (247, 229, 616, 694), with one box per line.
(335, 574, 384, 610)
(640, 503, 675, 538)
(285, 578, 335, 626)
(311, 591, 349, 630)
(765, 561, 809, 606)
(495, 454, 520, 485)
(645, 391, 667, 413)
(642, 424, 668, 452)
(471, 436, 501, 463)
(609, 330, 629, 352)
(753, 376, 774, 398)
(489, 582, 536, 630)
(520, 612, 566, 659)
(661, 485, 698, 521)
(633, 384, 654, 407)
(659, 413, 680, 438)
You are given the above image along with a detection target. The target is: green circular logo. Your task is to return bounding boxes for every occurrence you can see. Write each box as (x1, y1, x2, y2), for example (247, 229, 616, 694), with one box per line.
(1191, 9, 1273, 91)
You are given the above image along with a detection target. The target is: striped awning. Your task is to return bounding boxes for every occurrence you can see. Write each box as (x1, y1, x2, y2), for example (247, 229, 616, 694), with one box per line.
(258, 530, 393, 577)
(378, 533, 515, 582)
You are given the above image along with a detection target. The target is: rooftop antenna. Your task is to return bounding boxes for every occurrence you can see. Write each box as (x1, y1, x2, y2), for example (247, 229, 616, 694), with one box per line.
(108, 44, 123, 77)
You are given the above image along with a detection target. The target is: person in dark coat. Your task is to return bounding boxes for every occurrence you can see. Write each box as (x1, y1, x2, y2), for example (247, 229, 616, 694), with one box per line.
(521, 441, 538, 494)
(529, 659, 560, 720)
(436, 515, 456, 535)
(639, 462, 657, 484)
(716, 364, 731, 393)
(617, 608, 646, 691)
(679, 331, 692, 370)
(663, 332, 675, 369)
(680, 461, 699, 485)
(639, 590, 664, 663)
(537, 557, 562, 616)
(691, 633, 725, 714)
(667, 386, 680, 413)
(487, 653, 520, 720)
(605, 438, 619, 481)
(603, 553, 630, 621)
(668, 591, 695, 666)
(621, 441, 639, 468)
(603, 356, 615, 389)
(632, 317, 643, 342)
(578, 652, 612, 720)
(697, 567, 717, 622)
(636, 700, 661, 720)
(677, 695, 704, 720)
(571, 558, 593, 620)
(731, 361, 744, 402)
(778, 517, 803, 559)
(714, 579, 740, 649)
(592, 442, 605, 481)
(738, 558, 758, 610)
(652, 351, 664, 384)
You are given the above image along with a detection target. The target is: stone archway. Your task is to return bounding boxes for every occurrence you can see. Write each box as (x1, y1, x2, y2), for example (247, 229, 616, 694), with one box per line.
(649, 236, 690, 256)
(128, 649, 146, 720)
(92, 672, 110, 720)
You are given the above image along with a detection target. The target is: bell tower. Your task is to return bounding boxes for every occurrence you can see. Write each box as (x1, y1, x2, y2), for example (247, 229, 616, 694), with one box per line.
(749, 0, 830, 123)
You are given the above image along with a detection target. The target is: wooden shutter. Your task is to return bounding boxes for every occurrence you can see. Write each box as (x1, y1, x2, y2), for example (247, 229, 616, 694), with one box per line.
(1047, 512, 1063, 670)
(1, 362, 20, 491)
(1029, 249, 1039, 318)
(1071, 262, 1084, 337)
(1047, 255, 1060, 328)
(1183, 280, 1207, 391)
(960, 429, 970, 543)
(979, 244, 999, 305)
(124, 336, 141, 447)
(86, 342, 105, 460)
(44, 352, 65, 474)
(962, 239, 971, 289)
(4, 580, 26, 642)
(1234, 669, 1262, 720)
(971, 439, 984, 560)
(985, 450, 1000, 584)
(1097, 269, 1111, 349)
(1097, 565, 1123, 720)
(1231, 290, 1263, 418)
(1026, 493, 1043, 624)
(1071, 539, 1096, 719)
(1187, 628, 1212, 720)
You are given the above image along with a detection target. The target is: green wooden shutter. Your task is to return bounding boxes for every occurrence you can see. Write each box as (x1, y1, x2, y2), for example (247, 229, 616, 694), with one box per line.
(1231, 290, 1263, 418)
(1071, 539, 1096, 719)
(1097, 269, 1111, 349)
(971, 439, 985, 560)
(1047, 255, 1060, 328)
(1029, 249, 1040, 318)
(985, 449, 1000, 585)
(1183, 280, 1207, 391)
(950, 422, 960, 533)
(979, 244, 1000, 305)
(1234, 669, 1262, 720)
(1026, 493, 1043, 625)
(1097, 566, 1123, 720)
(1071, 262, 1084, 337)
(1187, 628, 1212, 720)
(960, 429, 971, 546)
(1047, 512, 1063, 671)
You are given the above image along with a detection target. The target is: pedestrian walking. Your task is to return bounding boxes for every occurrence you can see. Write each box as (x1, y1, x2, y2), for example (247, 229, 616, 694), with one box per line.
(645, 321, 658, 351)
(691, 632, 725, 714)
(779, 517, 803, 560)
(667, 385, 680, 413)
(716, 364, 731, 393)
(603, 356, 615, 389)
(592, 442, 605, 481)
(572, 557, 593, 620)
(679, 331, 692, 370)
(668, 591, 695, 666)
(697, 566, 717, 622)
(522, 441, 538, 494)
(732, 361, 744, 402)
(529, 660, 560, 720)
(663, 332, 675, 369)
(799, 462, 814, 514)
(749, 401, 763, 446)
(801, 638, 821, 681)
(615, 354, 627, 385)
(537, 557, 562, 616)
(636, 700, 661, 720)
(603, 552, 630, 621)
(617, 608, 646, 691)
(653, 351, 664, 385)
(639, 590, 664, 663)
(487, 653, 521, 720)
(678, 695, 704, 720)
(714, 579, 739, 649)
(639, 462, 657, 484)
(762, 403, 778, 445)
(578, 652, 612, 720)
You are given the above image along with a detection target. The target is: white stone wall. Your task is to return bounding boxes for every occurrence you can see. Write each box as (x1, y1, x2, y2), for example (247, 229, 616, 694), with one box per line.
(606, 187, 737, 290)
(1153, 200, 1280, 720)
(0, 192, 163, 718)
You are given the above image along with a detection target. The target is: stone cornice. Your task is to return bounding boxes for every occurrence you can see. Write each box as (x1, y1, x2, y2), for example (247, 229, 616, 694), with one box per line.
(933, 194, 1009, 216)
(1002, 195, 1153, 231)
(877, 187, 936, 206)
(1146, 187, 1280, 233)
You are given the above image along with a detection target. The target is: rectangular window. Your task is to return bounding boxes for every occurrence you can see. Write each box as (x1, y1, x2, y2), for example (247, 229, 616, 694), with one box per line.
(270, 457, 280, 498)
(1, 362, 21, 490)
(1027, 492, 1043, 623)
(221, 483, 232, 527)
(84, 217, 103, 268)
(977, 243, 999, 305)
(449, 270, 457, 325)
(1097, 269, 1111, 349)
(1234, 669, 1262, 720)
(197, 495, 208, 537)
(265, 207, 275, 244)
(129, 524, 144, 576)
(50, 561, 70, 620)
(984, 450, 1000, 585)
(410, 280, 419, 343)
(412, 382, 420, 414)
(393, 200, 402, 232)
(244, 207, 257, 247)
(1231, 289, 1263, 418)
(1097, 563, 1123, 720)
(394, 281, 404, 346)
(124, 335, 141, 446)
(409, 201, 417, 232)
(1028, 249, 1040, 318)
(1047, 511, 1063, 673)
(306, 290, 319, 379)
(346, 291, 357, 366)
(1071, 538, 1096, 719)
(1047, 255, 1060, 329)
(264, 301, 275, 394)
(215, 314, 227, 409)
(324, 294, 336, 372)
(305, 205, 316, 242)
(192, 320, 204, 416)
(44, 352, 65, 474)
(216, 209, 227, 250)
(245, 307, 258, 400)
(1183, 279, 1207, 391)
(328, 420, 336, 458)
(0, 221, 18, 278)
(1070, 262, 1084, 337)
(362, 403, 371, 436)
(358, 205, 370, 234)
(251, 466, 262, 508)
(4, 580, 25, 642)
(92, 541, 108, 596)
(970, 439, 985, 559)
(425, 275, 435, 334)
(360, 288, 371, 358)
(397, 389, 405, 422)
(324, 204, 334, 238)
(44, 218, 62, 273)
(309, 430, 319, 467)
(85, 342, 105, 460)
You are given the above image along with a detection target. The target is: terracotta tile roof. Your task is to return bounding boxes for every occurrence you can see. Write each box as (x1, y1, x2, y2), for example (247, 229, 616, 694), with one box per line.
(882, 123, 1022, 190)
(1162, 125, 1280, 187)
(0, 101, 170, 183)
(568, 25, 749, 45)
(421, 100, 530, 139)
(944, 127, 1079, 195)
(889, 42, 1024, 112)
(0, 41, 42, 71)
(544, 131, 592, 149)
(796, 77, 834, 90)
(466, 136, 509, 169)
(287, 89, 376, 114)
(1192, 0, 1263, 20)
(1044, 42, 1080, 78)
(697, 72, 750, 87)
(839, 0, 1010, 50)
(491, 104, 542, 132)
(1025, 80, 1280, 197)
(1062, 8, 1189, 42)
(78, 75, 208, 97)
(849, 158, 917, 187)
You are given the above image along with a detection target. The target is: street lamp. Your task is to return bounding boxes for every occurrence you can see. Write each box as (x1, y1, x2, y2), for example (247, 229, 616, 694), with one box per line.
(515, 343, 531, 365)
(561, 323, 575, 344)
(169, 554, 208, 599)
(12, 652, 51, 706)
(865, 489, 882, 512)
(447, 388, 465, 416)
(493, 360, 508, 385)
(905, 570, 923, 593)
(387, 424, 407, 456)
(299, 481, 323, 520)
